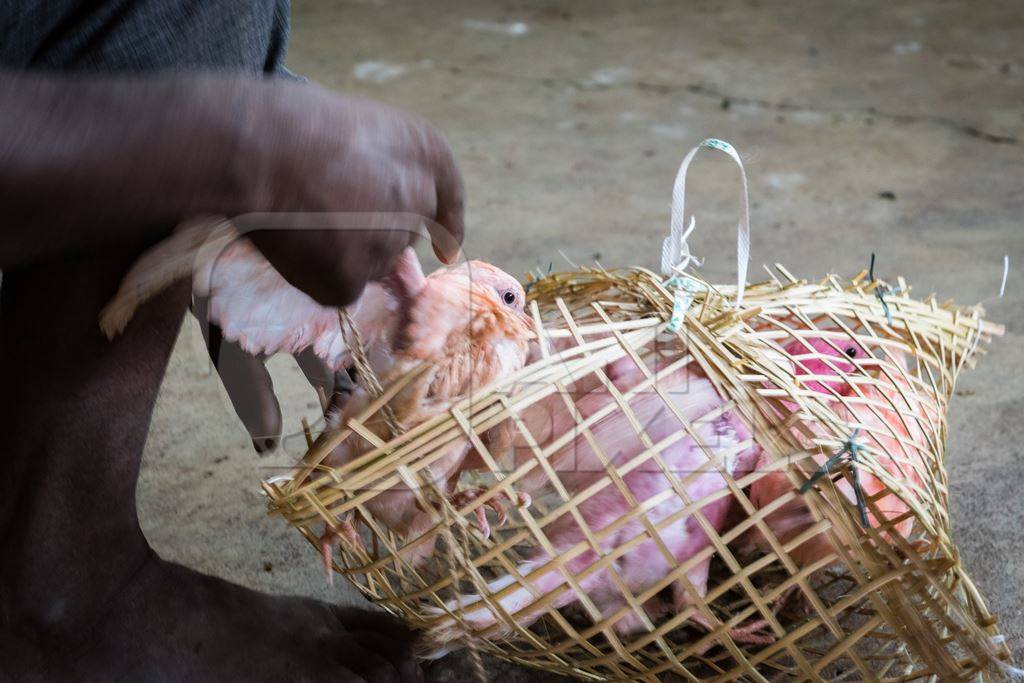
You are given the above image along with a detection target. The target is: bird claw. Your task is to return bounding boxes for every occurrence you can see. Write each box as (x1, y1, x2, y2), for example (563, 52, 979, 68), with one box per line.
(449, 486, 530, 539)
(512, 490, 532, 509)
(907, 538, 933, 556)
(318, 517, 364, 585)
(772, 583, 807, 618)
(449, 488, 496, 538)
(691, 612, 776, 655)
(724, 618, 775, 645)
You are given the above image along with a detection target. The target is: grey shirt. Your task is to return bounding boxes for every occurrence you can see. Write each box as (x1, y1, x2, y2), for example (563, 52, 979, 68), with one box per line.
(0, 0, 297, 75)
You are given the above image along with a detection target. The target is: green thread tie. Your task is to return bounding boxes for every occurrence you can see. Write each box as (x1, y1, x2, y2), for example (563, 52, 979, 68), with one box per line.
(799, 428, 870, 528)
(869, 252, 903, 327)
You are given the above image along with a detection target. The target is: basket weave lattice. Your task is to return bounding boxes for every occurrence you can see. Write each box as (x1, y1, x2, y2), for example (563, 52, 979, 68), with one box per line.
(264, 264, 1010, 681)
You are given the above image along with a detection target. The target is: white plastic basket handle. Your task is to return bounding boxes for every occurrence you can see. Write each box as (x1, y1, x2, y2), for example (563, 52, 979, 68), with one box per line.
(661, 138, 751, 308)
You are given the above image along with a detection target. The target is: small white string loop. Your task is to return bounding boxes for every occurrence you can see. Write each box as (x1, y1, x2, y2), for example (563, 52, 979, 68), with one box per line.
(661, 138, 751, 308)
(976, 254, 1010, 305)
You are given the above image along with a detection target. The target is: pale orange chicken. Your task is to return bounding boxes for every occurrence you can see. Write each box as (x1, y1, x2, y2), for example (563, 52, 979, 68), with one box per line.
(318, 248, 535, 570)
(100, 231, 535, 573)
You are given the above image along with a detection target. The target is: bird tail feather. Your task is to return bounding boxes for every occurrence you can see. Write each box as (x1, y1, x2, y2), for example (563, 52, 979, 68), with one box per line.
(99, 217, 234, 338)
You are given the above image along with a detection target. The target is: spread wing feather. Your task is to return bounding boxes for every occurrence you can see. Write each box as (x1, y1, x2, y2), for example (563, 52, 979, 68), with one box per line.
(100, 219, 398, 370)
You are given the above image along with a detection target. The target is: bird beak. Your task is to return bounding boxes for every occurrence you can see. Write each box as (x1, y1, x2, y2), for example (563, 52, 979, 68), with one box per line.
(521, 311, 539, 334)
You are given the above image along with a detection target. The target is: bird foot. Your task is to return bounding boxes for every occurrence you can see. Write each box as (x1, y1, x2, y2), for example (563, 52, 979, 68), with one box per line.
(318, 518, 365, 585)
(691, 612, 776, 655)
(724, 618, 776, 645)
(907, 538, 933, 556)
(771, 583, 809, 618)
(449, 486, 530, 539)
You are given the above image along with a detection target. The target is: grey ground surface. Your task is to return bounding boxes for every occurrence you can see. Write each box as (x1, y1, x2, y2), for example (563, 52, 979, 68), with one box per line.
(139, 1, 1023, 679)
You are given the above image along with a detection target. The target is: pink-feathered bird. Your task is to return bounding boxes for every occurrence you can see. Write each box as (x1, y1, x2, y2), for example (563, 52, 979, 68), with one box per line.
(99, 225, 535, 569)
(317, 247, 534, 570)
(425, 351, 771, 651)
(101, 221, 529, 377)
(425, 332, 908, 653)
(747, 337, 931, 567)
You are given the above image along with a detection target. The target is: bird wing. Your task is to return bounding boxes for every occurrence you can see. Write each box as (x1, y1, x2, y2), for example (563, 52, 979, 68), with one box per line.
(100, 218, 234, 338)
(198, 238, 349, 367)
(100, 220, 408, 380)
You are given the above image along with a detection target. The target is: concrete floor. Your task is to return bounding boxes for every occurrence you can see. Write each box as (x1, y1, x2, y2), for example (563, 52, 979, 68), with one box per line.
(139, 1, 1023, 679)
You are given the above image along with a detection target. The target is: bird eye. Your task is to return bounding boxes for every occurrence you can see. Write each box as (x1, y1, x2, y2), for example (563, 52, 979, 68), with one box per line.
(502, 290, 517, 305)
(844, 346, 858, 358)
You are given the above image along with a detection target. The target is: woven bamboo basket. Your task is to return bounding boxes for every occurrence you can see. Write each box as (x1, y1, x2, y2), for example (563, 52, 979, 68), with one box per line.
(264, 260, 1012, 681)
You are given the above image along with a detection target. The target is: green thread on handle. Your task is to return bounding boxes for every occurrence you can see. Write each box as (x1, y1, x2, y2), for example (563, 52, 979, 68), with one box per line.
(703, 138, 735, 154)
(663, 275, 704, 332)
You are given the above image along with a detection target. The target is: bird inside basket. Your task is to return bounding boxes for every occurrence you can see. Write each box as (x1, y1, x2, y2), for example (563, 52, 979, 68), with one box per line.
(311, 248, 536, 570)
(746, 336, 938, 568)
(99, 222, 537, 570)
(422, 326, 933, 654)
